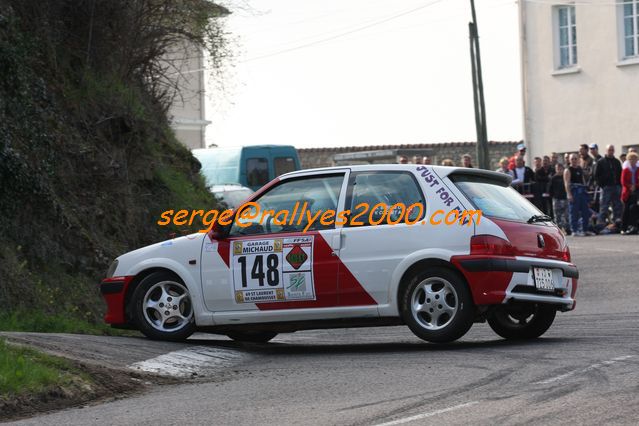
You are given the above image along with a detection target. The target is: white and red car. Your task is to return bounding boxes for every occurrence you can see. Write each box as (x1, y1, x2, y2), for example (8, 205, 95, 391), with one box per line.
(101, 165, 578, 343)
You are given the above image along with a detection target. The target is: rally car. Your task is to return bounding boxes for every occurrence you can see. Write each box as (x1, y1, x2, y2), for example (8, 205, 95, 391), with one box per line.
(100, 165, 578, 343)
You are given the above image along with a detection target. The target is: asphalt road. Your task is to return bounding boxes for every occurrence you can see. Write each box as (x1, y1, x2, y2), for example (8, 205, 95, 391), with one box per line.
(4, 235, 639, 425)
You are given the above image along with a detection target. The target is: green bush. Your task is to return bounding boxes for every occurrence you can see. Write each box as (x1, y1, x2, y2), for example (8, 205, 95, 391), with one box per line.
(0, 339, 79, 396)
(0, 1, 228, 328)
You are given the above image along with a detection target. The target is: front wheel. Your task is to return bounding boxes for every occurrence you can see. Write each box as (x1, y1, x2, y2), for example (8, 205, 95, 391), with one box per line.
(487, 304, 556, 340)
(400, 267, 475, 343)
(131, 271, 196, 341)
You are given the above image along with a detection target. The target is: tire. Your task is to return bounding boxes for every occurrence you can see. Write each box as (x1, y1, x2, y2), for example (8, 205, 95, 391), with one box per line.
(131, 271, 196, 341)
(400, 267, 474, 343)
(226, 331, 278, 343)
(487, 303, 556, 340)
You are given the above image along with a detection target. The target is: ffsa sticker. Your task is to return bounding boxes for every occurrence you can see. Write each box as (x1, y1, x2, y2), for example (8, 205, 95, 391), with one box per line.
(231, 236, 315, 303)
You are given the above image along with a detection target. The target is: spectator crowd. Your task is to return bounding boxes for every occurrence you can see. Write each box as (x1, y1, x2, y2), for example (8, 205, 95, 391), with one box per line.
(397, 143, 639, 236)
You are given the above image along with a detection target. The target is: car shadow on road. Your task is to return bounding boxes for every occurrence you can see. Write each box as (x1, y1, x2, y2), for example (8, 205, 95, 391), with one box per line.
(184, 336, 572, 356)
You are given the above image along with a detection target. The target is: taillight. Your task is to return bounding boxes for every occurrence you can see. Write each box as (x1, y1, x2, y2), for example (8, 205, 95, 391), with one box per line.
(470, 235, 516, 256)
(562, 245, 571, 262)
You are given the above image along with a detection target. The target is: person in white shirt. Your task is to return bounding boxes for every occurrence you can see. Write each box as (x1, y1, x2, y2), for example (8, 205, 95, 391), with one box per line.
(509, 156, 533, 187)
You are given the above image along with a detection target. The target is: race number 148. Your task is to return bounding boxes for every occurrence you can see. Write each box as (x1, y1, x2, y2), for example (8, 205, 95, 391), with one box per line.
(236, 254, 279, 288)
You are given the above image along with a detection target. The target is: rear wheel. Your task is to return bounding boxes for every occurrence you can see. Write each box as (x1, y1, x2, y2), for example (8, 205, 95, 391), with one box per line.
(487, 303, 556, 340)
(226, 331, 278, 343)
(131, 271, 196, 341)
(400, 267, 474, 343)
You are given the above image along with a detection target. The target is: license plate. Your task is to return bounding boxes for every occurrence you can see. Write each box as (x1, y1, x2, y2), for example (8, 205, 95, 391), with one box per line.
(533, 267, 554, 292)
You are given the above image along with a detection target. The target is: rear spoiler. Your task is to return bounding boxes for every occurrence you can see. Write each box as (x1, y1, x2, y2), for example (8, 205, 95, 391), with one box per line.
(447, 168, 512, 186)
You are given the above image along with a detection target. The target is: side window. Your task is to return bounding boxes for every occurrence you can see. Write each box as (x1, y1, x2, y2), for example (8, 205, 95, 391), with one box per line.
(229, 174, 344, 236)
(274, 157, 297, 176)
(347, 172, 425, 227)
(246, 158, 269, 187)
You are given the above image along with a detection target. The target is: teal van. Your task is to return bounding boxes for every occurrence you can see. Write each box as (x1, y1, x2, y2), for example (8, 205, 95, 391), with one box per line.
(192, 145, 301, 191)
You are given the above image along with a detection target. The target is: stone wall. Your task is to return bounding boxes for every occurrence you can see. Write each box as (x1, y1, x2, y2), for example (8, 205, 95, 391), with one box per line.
(297, 141, 521, 171)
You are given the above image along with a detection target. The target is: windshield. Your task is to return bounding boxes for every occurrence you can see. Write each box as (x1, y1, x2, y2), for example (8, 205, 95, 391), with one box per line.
(450, 174, 542, 222)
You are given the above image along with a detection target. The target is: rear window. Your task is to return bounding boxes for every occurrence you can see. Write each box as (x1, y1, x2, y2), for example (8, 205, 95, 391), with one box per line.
(450, 174, 542, 222)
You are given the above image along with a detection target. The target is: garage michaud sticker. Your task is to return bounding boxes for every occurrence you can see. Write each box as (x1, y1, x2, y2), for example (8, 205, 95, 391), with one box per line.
(231, 236, 315, 303)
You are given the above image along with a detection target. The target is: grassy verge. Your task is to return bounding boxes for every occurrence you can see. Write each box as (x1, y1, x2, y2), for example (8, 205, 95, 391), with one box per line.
(0, 338, 84, 396)
(0, 311, 138, 336)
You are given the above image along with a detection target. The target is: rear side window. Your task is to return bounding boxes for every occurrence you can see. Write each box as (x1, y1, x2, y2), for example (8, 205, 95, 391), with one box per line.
(450, 174, 542, 222)
(246, 158, 269, 187)
(346, 172, 425, 226)
(274, 157, 297, 176)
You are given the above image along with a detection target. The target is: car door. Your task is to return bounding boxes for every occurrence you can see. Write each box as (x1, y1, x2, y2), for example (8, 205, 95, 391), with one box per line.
(200, 171, 347, 324)
(337, 171, 428, 307)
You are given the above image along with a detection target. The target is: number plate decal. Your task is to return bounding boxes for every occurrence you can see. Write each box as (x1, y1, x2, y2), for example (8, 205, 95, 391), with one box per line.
(533, 267, 554, 292)
(231, 236, 315, 303)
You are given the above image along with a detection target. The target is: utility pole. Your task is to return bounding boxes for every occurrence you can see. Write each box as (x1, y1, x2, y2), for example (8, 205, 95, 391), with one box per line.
(469, 0, 489, 169)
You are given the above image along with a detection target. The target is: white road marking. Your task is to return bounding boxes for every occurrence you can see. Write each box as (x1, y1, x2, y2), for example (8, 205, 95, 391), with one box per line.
(129, 346, 247, 378)
(534, 355, 634, 385)
(372, 401, 480, 426)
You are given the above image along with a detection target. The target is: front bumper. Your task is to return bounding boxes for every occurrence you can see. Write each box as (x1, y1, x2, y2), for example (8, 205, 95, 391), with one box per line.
(100, 276, 134, 324)
(451, 255, 578, 311)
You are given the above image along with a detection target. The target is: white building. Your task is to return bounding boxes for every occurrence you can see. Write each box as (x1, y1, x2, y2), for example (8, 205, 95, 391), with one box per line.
(166, 44, 210, 150)
(519, 0, 639, 158)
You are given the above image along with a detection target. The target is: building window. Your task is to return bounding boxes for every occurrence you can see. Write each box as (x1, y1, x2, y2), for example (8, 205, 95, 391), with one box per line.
(622, 0, 639, 58)
(555, 5, 577, 68)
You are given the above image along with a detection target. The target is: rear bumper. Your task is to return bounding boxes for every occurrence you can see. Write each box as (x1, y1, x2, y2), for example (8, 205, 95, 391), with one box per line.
(100, 276, 134, 324)
(451, 255, 578, 311)
(458, 258, 578, 279)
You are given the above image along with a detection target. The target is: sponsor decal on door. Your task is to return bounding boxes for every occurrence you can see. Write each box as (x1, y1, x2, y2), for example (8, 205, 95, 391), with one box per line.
(231, 236, 315, 303)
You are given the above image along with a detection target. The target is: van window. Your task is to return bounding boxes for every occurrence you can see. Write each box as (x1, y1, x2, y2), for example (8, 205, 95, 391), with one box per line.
(246, 158, 269, 187)
(274, 157, 297, 176)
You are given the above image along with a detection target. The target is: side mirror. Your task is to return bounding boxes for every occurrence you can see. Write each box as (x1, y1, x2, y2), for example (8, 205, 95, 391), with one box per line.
(209, 221, 230, 240)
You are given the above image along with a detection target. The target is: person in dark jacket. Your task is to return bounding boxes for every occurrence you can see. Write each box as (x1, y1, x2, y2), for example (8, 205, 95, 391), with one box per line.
(549, 163, 569, 233)
(534, 156, 551, 214)
(594, 144, 623, 226)
(589, 143, 602, 162)
(543, 156, 555, 177)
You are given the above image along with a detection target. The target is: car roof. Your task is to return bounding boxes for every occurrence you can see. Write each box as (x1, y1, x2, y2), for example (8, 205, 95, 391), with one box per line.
(279, 164, 512, 185)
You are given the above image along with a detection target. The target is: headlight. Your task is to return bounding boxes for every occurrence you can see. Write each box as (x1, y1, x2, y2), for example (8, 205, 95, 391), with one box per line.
(106, 259, 119, 278)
